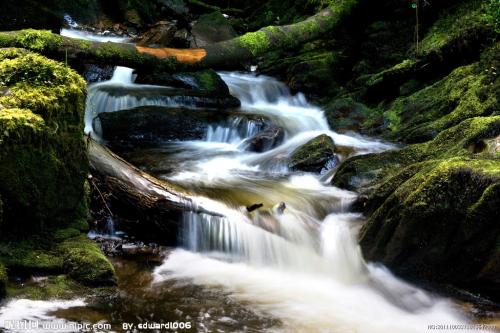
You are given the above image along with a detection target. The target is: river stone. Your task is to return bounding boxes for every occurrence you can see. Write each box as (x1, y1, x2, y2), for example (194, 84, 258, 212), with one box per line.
(241, 125, 284, 153)
(190, 11, 237, 47)
(134, 21, 178, 46)
(134, 70, 235, 102)
(289, 134, 339, 173)
(96, 106, 268, 146)
(94, 84, 240, 109)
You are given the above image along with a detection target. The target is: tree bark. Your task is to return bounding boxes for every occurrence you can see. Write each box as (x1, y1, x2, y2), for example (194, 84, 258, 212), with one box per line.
(0, 1, 357, 70)
(88, 139, 221, 243)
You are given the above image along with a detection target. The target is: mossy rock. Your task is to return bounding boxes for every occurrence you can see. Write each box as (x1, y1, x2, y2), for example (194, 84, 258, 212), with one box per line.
(59, 236, 116, 286)
(359, 158, 500, 299)
(191, 11, 237, 47)
(7, 275, 85, 300)
(289, 134, 338, 173)
(323, 96, 384, 134)
(333, 114, 500, 299)
(0, 48, 88, 235)
(419, 0, 491, 58)
(382, 60, 499, 143)
(333, 116, 500, 192)
(0, 238, 64, 273)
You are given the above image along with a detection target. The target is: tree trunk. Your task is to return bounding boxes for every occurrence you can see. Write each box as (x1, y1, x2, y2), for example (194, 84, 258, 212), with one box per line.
(0, 1, 357, 70)
(88, 140, 221, 244)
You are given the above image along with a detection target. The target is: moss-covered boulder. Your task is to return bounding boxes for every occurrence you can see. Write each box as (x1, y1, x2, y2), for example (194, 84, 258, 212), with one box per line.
(289, 134, 338, 173)
(0, 48, 116, 290)
(59, 236, 116, 286)
(0, 48, 88, 234)
(333, 115, 500, 299)
(360, 158, 500, 299)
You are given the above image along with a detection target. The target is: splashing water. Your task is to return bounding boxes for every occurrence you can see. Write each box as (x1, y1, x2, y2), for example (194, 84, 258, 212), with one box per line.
(0, 299, 87, 333)
(148, 73, 484, 332)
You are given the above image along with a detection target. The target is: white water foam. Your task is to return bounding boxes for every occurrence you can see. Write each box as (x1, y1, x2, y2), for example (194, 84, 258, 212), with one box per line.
(0, 299, 87, 333)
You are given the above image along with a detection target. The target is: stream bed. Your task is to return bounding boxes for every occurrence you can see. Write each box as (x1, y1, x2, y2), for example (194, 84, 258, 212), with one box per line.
(0, 29, 497, 332)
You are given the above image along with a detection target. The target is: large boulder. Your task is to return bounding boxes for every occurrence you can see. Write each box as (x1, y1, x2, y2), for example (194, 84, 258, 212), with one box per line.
(0, 48, 88, 233)
(89, 84, 240, 111)
(0, 48, 116, 287)
(130, 70, 239, 108)
(134, 21, 178, 46)
(333, 115, 500, 300)
(96, 106, 268, 145)
(190, 11, 237, 47)
(360, 158, 500, 300)
(289, 134, 338, 173)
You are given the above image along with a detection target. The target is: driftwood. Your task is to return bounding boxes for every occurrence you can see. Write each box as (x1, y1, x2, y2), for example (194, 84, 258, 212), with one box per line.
(88, 139, 220, 243)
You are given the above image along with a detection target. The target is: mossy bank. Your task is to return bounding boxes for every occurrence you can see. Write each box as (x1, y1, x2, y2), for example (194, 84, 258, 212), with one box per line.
(0, 48, 116, 298)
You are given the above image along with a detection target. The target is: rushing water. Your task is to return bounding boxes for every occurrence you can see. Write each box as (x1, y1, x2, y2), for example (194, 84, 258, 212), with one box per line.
(1, 66, 493, 332)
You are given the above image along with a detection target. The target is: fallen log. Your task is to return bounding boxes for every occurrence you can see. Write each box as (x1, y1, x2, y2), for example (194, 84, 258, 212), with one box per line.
(0, 1, 357, 70)
(88, 139, 221, 243)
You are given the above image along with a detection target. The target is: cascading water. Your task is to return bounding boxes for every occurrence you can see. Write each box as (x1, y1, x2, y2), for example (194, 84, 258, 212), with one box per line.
(60, 15, 131, 43)
(151, 73, 483, 332)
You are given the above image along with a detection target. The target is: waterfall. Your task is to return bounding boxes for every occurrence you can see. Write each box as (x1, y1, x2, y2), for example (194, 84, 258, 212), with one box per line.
(205, 116, 263, 144)
(219, 72, 330, 135)
(152, 72, 476, 333)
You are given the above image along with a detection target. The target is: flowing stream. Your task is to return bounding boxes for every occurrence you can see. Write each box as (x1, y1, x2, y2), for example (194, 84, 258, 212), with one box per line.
(1, 61, 491, 332)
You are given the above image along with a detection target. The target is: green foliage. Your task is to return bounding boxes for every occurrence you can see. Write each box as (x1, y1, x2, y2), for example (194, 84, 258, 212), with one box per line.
(483, 0, 500, 33)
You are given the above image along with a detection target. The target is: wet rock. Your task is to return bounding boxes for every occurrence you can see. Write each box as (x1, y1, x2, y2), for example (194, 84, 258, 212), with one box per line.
(171, 28, 193, 48)
(190, 11, 237, 47)
(134, 21, 178, 47)
(360, 161, 500, 301)
(96, 106, 265, 146)
(289, 134, 338, 173)
(92, 84, 240, 110)
(97, 106, 223, 144)
(134, 70, 237, 105)
(82, 64, 115, 83)
(241, 125, 284, 152)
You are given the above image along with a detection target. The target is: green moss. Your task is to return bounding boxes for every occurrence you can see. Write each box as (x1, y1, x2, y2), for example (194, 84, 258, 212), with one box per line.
(0, 48, 88, 233)
(14, 29, 62, 52)
(7, 275, 85, 300)
(359, 156, 500, 288)
(419, 0, 487, 56)
(239, 31, 269, 56)
(383, 61, 498, 143)
(289, 134, 336, 172)
(54, 228, 81, 241)
(333, 115, 500, 192)
(59, 236, 116, 286)
(0, 239, 64, 272)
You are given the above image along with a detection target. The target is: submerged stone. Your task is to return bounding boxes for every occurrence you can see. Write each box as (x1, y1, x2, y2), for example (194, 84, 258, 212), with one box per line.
(241, 124, 284, 153)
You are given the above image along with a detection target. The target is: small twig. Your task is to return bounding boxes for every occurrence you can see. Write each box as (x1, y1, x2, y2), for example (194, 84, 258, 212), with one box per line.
(89, 175, 113, 217)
